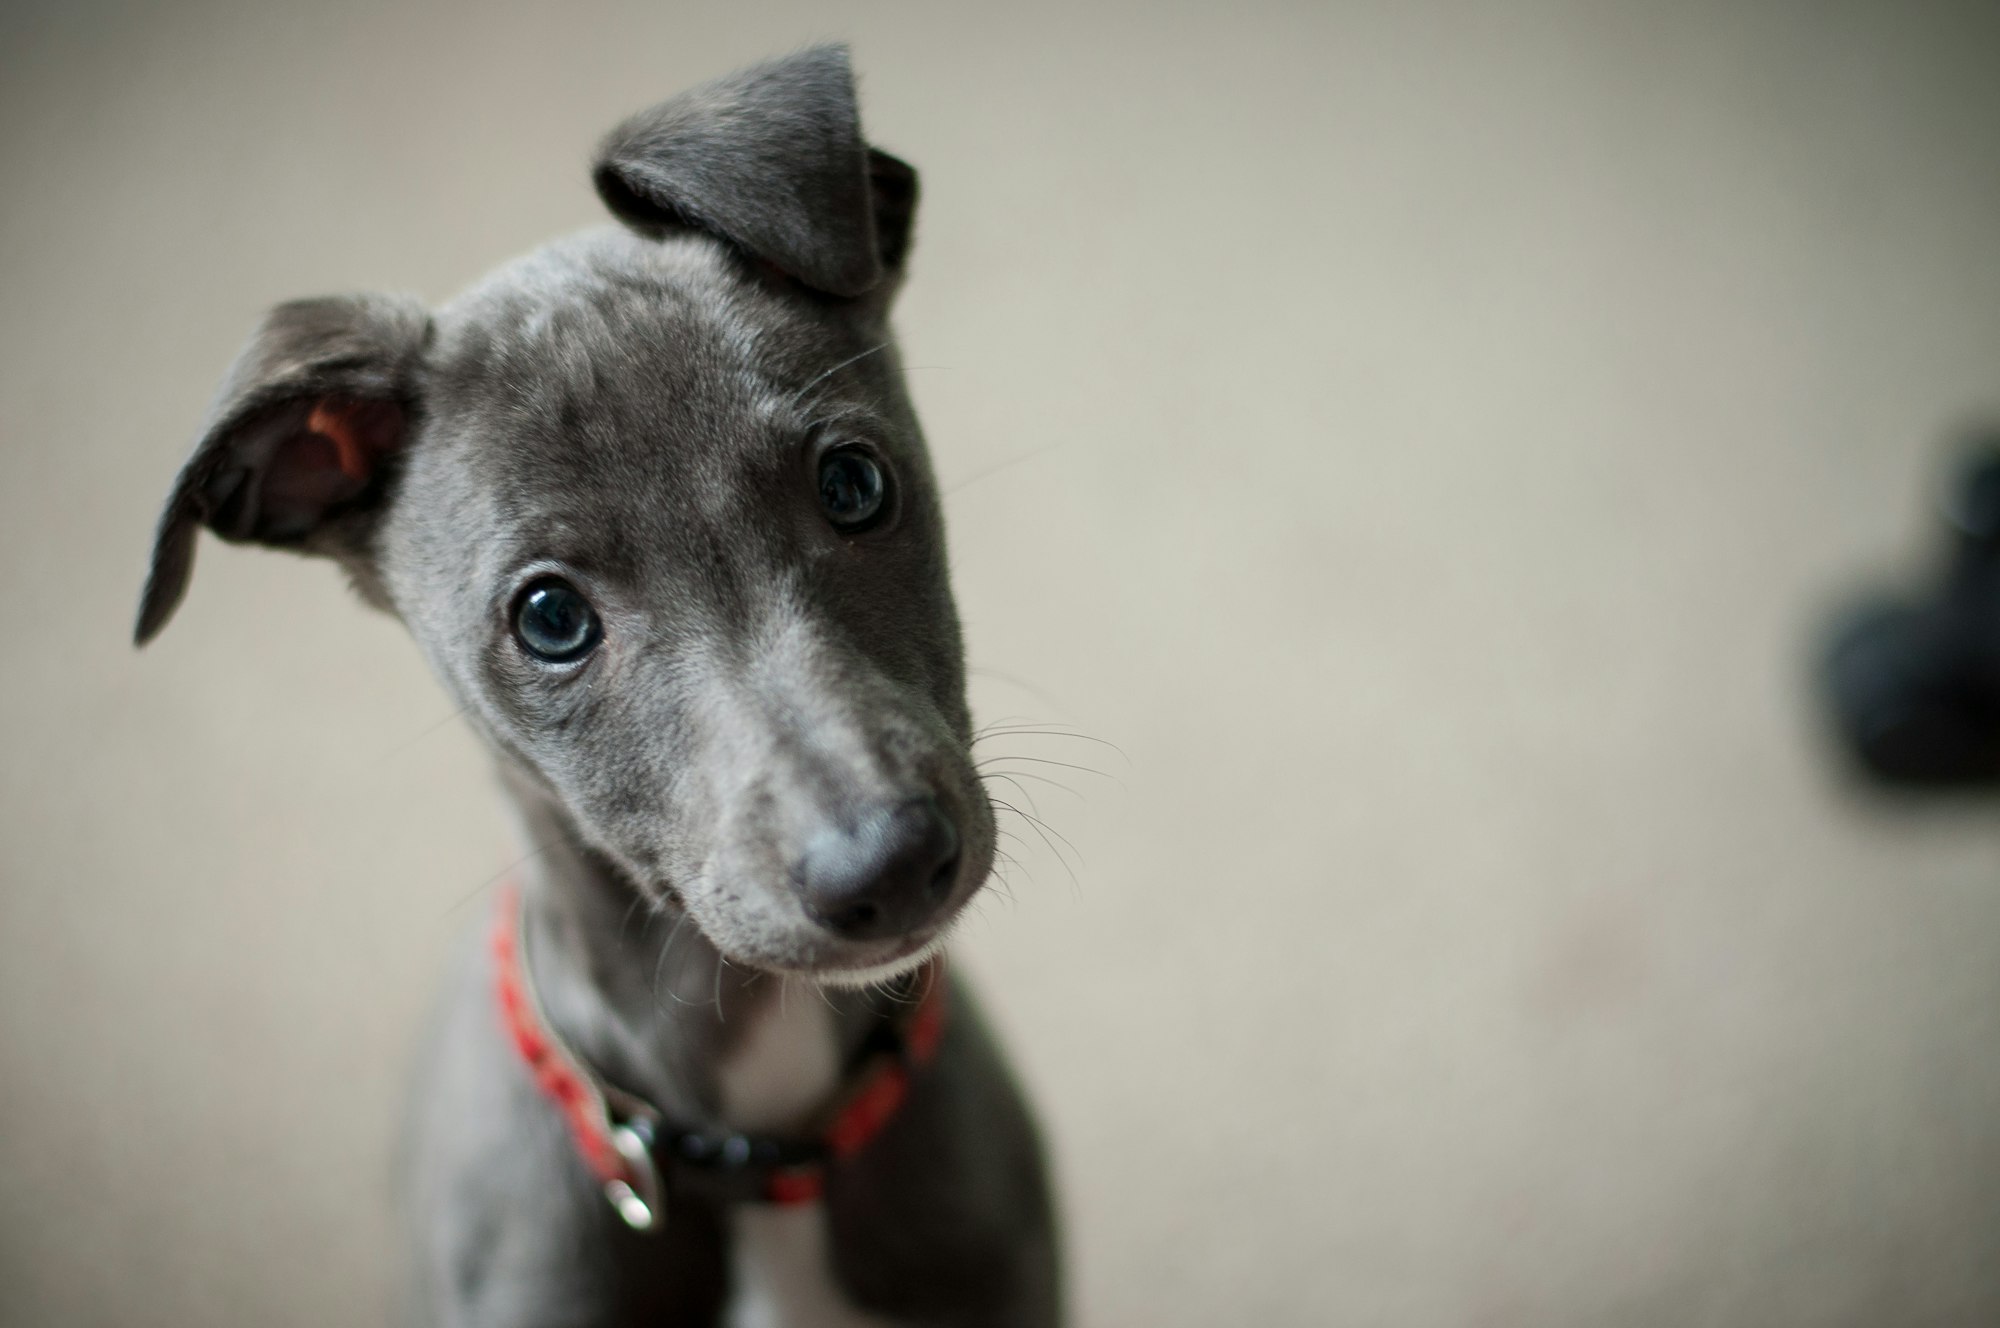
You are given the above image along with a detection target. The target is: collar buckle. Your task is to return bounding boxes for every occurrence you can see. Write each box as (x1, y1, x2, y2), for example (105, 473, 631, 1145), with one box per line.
(605, 1117, 665, 1231)
(491, 883, 948, 1233)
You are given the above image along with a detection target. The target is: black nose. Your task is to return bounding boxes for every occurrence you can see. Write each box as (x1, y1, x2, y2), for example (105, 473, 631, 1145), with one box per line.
(797, 798, 961, 940)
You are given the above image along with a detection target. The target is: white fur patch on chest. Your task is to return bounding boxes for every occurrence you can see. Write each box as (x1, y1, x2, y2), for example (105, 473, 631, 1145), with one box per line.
(725, 1206, 895, 1328)
(718, 985, 843, 1131)
(719, 987, 895, 1328)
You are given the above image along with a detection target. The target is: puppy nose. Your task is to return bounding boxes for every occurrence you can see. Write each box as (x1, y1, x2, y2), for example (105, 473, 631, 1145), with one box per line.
(797, 798, 961, 940)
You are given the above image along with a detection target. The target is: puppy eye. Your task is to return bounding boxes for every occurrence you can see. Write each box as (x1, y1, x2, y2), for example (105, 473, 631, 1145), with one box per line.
(817, 448, 889, 531)
(513, 578, 602, 663)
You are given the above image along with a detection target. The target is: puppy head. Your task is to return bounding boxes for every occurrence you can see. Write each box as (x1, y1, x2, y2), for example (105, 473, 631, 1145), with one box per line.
(136, 47, 991, 980)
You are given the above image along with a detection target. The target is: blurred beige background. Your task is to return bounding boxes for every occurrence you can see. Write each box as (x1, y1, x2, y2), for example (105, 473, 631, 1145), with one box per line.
(6, 1, 2000, 1324)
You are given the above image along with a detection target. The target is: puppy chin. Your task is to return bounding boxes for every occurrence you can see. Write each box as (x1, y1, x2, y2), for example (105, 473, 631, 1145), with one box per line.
(685, 881, 971, 986)
(738, 926, 950, 989)
(809, 931, 950, 989)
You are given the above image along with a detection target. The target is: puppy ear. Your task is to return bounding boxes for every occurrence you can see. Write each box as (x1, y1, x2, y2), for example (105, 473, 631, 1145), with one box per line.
(135, 293, 431, 645)
(593, 44, 918, 298)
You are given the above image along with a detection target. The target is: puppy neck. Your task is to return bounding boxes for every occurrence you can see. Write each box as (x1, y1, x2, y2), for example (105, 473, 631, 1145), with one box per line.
(497, 772, 875, 1131)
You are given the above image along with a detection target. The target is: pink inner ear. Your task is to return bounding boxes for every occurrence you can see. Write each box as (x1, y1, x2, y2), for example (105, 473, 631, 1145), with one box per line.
(257, 397, 407, 530)
(306, 398, 404, 481)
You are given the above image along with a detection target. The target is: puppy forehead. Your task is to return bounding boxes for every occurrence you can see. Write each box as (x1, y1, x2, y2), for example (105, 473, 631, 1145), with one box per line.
(427, 229, 858, 481)
(388, 230, 900, 600)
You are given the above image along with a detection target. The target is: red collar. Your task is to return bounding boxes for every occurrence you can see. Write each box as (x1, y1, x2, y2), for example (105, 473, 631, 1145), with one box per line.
(489, 884, 947, 1230)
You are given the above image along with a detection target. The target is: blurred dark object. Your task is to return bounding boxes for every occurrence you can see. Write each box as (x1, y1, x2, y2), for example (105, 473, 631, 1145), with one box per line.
(1821, 435, 2000, 786)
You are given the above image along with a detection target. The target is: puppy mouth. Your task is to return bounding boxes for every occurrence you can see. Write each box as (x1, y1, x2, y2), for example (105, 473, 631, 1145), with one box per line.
(765, 924, 952, 987)
(687, 878, 975, 986)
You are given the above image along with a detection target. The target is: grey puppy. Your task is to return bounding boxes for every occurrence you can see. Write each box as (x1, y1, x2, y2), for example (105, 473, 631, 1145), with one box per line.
(136, 46, 1060, 1328)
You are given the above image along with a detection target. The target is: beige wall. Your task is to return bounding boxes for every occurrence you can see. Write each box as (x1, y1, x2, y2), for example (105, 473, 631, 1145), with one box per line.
(6, 2, 2000, 1324)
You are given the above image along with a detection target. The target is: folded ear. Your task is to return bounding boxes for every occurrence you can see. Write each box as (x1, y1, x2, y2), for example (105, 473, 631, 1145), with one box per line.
(135, 293, 431, 645)
(593, 44, 918, 299)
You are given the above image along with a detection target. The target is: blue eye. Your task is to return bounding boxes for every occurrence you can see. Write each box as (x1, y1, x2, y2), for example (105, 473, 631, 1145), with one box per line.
(817, 448, 888, 530)
(514, 579, 601, 662)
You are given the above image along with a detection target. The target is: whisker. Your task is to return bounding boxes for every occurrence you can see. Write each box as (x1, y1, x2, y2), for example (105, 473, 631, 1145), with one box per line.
(371, 703, 472, 767)
(978, 770, 1045, 818)
(712, 952, 731, 1021)
(787, 341, 891, 412)
(988, 798, 1080, 888)
(970, 715, 1031, 742)
(945, 440, 1065, 495)
(444, 840, 555, 916)
(620, 888, 656, 942)
(993, 797, 1084, 867)
(973, 724, 1128, 760)
(652, 907, 707, 1009)
(992, 831, 1037, 869)
(976, 753, 1116, 782)
(965, 667, 1070, 714)
(984, 854, 1022, 908)
(982, 767, 1082, 801)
